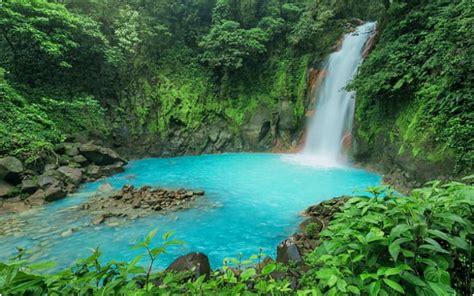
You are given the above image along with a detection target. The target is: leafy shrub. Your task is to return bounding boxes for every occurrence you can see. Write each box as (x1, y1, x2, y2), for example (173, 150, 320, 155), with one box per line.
(305, 222, 322, 239)
(301, 178, 473, 295)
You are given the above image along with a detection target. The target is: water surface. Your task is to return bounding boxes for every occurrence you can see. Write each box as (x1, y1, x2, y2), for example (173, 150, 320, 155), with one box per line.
(0, 153, 380, 269)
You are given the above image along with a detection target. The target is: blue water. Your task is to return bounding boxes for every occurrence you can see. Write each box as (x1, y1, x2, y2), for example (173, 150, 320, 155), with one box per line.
(0, 153, 380, 270)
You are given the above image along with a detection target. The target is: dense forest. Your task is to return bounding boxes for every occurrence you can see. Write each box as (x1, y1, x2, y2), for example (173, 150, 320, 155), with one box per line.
(0, 0, 473, 294)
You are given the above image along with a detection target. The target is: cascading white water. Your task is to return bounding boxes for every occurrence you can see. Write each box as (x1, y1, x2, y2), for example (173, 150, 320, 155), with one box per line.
(300, 22, 376, 167)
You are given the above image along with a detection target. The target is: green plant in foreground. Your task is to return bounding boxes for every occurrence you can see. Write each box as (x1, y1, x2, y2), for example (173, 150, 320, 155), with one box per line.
(0, 180, 472, 295)
(301, 177, 473, 295)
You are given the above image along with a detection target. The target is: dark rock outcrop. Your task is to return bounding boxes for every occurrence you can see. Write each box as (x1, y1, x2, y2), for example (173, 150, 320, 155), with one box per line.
(0, 180, 15, 198)
(20, 179, 38, 194)
(79, 143, 127, 165)
(166, 252, 211, 279)
(276, 237, 303, 265)
(0, 156, 24, 184)
(1, 142, 127, 214)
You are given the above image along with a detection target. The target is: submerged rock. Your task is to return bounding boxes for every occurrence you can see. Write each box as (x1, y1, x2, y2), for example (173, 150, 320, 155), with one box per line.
(81, 185, 205, 225)
(166, 252, 211, 279)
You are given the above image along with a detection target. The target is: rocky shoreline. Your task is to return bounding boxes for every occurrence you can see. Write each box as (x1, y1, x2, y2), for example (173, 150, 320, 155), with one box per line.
(0, 142, 128, 214)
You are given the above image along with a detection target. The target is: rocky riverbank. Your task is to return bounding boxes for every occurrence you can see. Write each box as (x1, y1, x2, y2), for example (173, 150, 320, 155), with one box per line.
(82, 185, 205, 226)
(0, 142, 127, 214)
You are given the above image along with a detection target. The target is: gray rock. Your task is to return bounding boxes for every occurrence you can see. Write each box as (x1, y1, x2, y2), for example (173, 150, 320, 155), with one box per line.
(72, 155, 88, 165)
(43, 186, 67, 202)
(0, 180, 15, 198)
(86, 165, 101, 179)
(0, 156, 24, 184)
(64, 144, 79, 157)
(98, 183, 113, 193)
(21, 179, 38, 194)
(241, 105, 273, 150)
(44, 164, 57, 171)
(166, 252, 211, 279)
(278, 100, 297, 131)
(57, 166, 82, 186)
(79, 143, 126, 165)
(92, 215, 106, 225)
(277, 237, 303, 265)
(101, 162, 125, 177)
(38, 175, 60, 188)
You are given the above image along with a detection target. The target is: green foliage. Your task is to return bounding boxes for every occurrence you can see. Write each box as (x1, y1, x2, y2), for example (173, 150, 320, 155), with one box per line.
(199, 20, 268, 71)
(352, 0, 473, 173)
(305, 222, 322, 239)
(0, 79, 62, 164)
(0, 0, 110, 95)
(1, 180, 472, 294)
(301, 179, 473, 295)
(0, 75, 108, 163)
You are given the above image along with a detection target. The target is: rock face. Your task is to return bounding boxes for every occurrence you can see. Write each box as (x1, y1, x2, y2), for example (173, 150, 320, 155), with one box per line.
(57, 166, 83, 186)
(276, 237, 303, 265)
(0, 180, 15, 198)
(79, 143, 127, 166)
(0, 142, 127, 214)
(42, 186, 67, 202)
(0, 156, 24, 184)
(166, 252, 211, 279)
(242, 105, 274, 150)
(81, 185, 205, 224)
(20, 179, 38, 194)
(111, 99, 306, 159)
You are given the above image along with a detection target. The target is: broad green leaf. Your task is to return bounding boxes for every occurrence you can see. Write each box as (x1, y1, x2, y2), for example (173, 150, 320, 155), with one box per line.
(240, 268, 256, 281)
(384, 264, 411, 276)
(261, 263, 276, 275)
(427, 281, 451, 296)
(400, 272, 426, 287)
(389, 224, 411, 239)
(419, 244, 449, 254)
(347, 285, 361, 294)
(368, 281, 381, 296)
(450, 236, 470, 251)
(336, 279, 347, 292)
(26, 261, 57, 271)
(388, 237, 410, 261)
(162, 230, 175, 240)
(145, 228, 158, 244)
(327, 275, 337, 287)
(383, 278, 404, 293)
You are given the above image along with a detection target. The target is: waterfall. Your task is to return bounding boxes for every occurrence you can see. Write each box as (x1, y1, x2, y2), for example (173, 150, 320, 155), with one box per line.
(294, 22, 376, 167)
